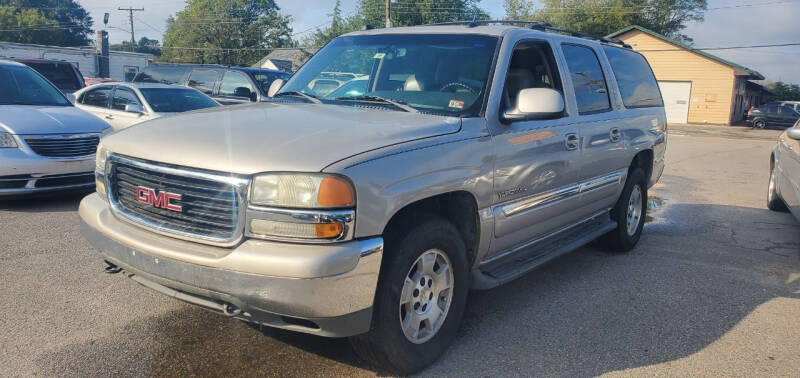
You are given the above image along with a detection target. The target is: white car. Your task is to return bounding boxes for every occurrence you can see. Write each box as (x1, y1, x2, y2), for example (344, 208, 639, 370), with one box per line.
(74, 83, 220, 131)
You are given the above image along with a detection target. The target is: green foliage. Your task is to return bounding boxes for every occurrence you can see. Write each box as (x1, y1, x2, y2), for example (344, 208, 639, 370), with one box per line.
(504, 0, 707, 42)
(111, 37, 162, 56)
(161, 0, 293, 66)
(769, 82, 800, 101)
(303, 0, 489, 47)
(0, 0, 93, 46)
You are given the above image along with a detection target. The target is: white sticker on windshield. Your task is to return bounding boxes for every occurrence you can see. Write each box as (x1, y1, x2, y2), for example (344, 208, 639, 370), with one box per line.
(448, 99, 464, 109)
(373, 53, 385, 59)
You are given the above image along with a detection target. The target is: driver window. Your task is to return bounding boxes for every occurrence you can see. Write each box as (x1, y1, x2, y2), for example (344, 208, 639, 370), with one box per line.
(503, 41, 563, 117)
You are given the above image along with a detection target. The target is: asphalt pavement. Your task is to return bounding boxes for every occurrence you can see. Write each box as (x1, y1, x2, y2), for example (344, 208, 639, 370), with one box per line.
(1, 128, 798, 377)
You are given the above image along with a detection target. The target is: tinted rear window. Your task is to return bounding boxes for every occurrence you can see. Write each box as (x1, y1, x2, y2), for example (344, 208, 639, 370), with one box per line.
(139, 88, 219, 113)
(134, 66, 188, 84)
(561, 44, 611, 114)
(24, 62, 83, 91)
(602, 46, 663, 108)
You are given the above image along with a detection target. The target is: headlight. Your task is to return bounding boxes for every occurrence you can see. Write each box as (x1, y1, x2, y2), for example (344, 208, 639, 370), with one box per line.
(0, 132, 18, 148)
(250, 173, 354, 208)
(95, 145, 108, 196)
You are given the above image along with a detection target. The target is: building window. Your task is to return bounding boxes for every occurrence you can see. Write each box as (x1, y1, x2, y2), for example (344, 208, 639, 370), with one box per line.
(123, 66, 139, 82)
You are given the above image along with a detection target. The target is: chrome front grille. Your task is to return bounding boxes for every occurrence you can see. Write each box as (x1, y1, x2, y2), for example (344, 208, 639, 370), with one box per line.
(24, 134, 100, 158)
(107, 155, 249, 246)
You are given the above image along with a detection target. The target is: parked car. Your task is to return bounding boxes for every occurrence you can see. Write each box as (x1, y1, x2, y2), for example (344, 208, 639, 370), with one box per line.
(14, 58, 85, 95)
(74, 83, 220, 131)
(747, 101, 800, 128)
(768, 120, 800, 221)
(80, 23, 666, 374)
(132, 64, 291, 105)
(0, 60, 110, 196)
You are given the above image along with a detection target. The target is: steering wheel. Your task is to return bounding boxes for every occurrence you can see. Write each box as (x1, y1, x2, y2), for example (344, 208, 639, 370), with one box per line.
(439, 82, 479, 95)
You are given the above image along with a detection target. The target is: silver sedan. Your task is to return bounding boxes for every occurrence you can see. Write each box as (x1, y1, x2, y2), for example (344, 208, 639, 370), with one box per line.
(0, 60, 110, 196)
(74, 83, 220, 131)
(768, 121, 800, 220)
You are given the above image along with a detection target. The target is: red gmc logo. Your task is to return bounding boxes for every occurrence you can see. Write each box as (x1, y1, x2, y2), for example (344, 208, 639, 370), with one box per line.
(136, 186, 182, 212)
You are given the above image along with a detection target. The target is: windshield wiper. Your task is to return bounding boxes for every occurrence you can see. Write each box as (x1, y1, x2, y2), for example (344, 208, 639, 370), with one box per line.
(272, 91, 321, 104)
(334, 95, 419, 113)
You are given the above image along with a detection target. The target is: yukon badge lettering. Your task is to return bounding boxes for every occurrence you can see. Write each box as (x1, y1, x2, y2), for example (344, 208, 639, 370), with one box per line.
(135, 186, 182, 212)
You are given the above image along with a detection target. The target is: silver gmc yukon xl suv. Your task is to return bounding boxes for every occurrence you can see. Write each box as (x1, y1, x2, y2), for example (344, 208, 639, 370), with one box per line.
(80, 22, 666, 373)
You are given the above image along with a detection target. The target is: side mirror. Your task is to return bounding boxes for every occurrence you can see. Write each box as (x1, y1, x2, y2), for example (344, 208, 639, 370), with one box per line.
(124, 104, 144, 114)
(503, 88, 565, 122)
(787, 127, 800, 141)
(268, 79, 285, 97)
(233, 87, 252, 99)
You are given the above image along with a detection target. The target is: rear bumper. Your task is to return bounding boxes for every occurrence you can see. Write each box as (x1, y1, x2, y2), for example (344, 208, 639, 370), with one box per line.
(79, 193, 383, 337)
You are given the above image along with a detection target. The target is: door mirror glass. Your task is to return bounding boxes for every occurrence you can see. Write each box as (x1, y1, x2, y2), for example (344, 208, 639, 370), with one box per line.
(268, 78, 284, 97)
(503, 88, 565, 122)
(124, 104, 144, 114)
(787, 127, 800, 141)
(233, 86, 252, 99)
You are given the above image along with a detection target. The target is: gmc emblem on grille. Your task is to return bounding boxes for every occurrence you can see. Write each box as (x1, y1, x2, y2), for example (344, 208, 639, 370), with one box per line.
(135, 186, 182, 212)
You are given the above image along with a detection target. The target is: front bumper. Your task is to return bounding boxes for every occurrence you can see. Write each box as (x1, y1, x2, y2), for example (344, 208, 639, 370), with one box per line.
(79, 193, 383, 337)
(0, 147, 95, 196)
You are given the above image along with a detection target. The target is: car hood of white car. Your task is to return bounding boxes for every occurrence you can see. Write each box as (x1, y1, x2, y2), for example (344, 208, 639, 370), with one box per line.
(0, 105, 110, 135)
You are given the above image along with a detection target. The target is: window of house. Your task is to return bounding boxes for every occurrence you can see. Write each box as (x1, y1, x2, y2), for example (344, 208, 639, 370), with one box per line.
(561, 44, 611, 114)
(187, 70, 219, 95)
(123, 66, 139, 82)
(602, 45, 663, 108)
(79, 86, 112, 108)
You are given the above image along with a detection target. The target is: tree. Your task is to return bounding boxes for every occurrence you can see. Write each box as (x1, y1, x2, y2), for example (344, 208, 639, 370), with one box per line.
(0, 0, 93, 46)
(769, 82, 800, 101)
(504, 0, 707, 42)
(161, 0, 293, 66)
(111, 37, 162, 56)
(304, 0, 489, 47)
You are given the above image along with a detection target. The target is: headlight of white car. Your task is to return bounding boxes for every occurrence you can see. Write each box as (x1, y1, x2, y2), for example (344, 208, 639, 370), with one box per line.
(248, 173, 355, 240)
(0, 132, 18, 148)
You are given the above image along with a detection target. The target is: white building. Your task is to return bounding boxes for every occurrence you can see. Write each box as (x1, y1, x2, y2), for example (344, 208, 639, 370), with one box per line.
(0, 42, 153, 81)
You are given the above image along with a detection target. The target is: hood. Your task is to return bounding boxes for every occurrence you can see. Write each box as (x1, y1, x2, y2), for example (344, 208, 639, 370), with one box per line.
(101, 102, 461, 175)
(0, 105, 110, 135)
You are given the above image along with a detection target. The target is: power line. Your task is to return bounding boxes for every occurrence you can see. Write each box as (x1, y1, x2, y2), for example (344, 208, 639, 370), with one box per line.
(119, 7, 144, 51)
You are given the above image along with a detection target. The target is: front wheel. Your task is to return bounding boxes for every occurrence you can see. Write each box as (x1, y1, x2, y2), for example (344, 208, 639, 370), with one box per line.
(767, 163, 788, 211)
(350, 217, 469, 374)
(754, 119, 767, 129)
(599, 168, 648, 252)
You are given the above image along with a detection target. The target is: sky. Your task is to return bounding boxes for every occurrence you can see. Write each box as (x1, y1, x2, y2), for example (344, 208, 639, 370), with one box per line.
(81, 0, 800, 83)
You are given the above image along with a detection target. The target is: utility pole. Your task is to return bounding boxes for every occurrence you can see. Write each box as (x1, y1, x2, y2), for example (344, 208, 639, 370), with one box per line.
(385, 0, 392, 28)
(118, 7, 144, 52)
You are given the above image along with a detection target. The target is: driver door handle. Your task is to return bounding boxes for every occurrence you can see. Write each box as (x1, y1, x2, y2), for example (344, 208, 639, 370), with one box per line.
(565, 133, 579, 151)
(105, 115, 114, 120)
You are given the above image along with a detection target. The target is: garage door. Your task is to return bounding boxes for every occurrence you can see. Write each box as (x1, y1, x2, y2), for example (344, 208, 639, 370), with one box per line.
(658, 81, 691, 124)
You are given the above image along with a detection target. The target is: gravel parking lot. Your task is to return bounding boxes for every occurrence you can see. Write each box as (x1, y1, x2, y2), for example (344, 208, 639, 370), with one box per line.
(2, 128, 798, 377)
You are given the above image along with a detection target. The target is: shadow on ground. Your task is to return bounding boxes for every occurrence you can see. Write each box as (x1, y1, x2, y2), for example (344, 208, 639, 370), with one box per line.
(33, 202, 800, 377)
(0, 190, 90, 213)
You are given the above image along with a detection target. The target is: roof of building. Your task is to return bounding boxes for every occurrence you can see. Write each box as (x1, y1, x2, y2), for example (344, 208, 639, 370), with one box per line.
(607, 25, 764, 80)
(253, 48, 318, 71)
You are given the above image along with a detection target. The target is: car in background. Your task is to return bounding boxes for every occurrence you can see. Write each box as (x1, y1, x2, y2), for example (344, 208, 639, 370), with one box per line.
(747, 101, 800, 128)
(14, 58, 85, 95)
(768, 122, 800, 221)
(0, 60, 109, 196)
(132, 64, 291, 105)
(73, 83, 220, 131)
(84, 77, 117, 86)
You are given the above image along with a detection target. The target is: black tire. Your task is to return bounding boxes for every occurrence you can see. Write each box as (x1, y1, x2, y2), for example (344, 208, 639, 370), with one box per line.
(349, 217, 469, 375)
(767, 162, 788, 212)
(754, 119, 767, 129)
(599, 167, 648, 253)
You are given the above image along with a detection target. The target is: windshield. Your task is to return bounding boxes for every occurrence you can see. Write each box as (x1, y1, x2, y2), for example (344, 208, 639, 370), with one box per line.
(24, 62, 83, 91)
(279, 34, 499, 115)
(249, 71, 291, 95)
(139, 88, 220, 113)
(0, 65, 71, 106)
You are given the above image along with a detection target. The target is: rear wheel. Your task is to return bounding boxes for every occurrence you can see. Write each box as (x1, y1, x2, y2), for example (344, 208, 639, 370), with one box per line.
(599, 168, 647, 253)
(350, 217, 469, 375)
(767, 162, 788, 211)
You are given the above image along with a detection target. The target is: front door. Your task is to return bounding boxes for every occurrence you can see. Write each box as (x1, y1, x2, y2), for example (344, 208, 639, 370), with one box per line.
(488, 40, 583, 257)
(106, 86, 148, 129)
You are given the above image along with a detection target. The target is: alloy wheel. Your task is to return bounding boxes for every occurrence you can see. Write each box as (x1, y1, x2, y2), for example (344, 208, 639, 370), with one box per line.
(626, 184, 643, 236)
(399, 249, 454, 344)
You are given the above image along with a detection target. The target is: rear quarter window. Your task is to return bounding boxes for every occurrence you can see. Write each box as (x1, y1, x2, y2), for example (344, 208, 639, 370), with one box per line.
(602, 46, 663, 108)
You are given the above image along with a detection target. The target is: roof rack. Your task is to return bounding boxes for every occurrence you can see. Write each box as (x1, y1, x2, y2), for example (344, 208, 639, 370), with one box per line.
(429, 20, 632, 49)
